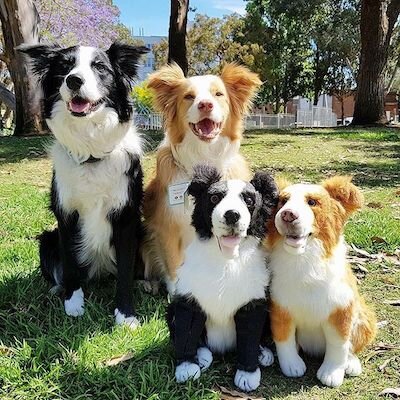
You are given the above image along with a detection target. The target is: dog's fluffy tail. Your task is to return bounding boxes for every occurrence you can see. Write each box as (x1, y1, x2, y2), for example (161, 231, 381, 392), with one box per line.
(38, 229, 63, 292)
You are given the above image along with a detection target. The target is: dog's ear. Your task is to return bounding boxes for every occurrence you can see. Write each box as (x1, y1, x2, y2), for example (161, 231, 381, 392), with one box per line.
(220, 63, 262, 117)
(17, 44, 61, 79)
(322, 176, 363, 217)
(248, 171, 278, 239)
(147, 63, 185, 120)
(251, 171, 279, 208)
(188, 164, 222, 198)
(107, 42, 149, 84)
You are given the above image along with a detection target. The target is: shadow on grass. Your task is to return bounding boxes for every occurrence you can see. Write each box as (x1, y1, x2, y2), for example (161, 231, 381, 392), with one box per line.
(0, 135, 50, 164)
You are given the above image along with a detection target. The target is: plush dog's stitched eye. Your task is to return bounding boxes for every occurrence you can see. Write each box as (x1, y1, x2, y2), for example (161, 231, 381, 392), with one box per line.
(184, 93, 195, 100)
(215, 92, 224, 97)
(244, 196, 254, 207)
(308, 199, 317, 206)
(210, 194, 220, 204)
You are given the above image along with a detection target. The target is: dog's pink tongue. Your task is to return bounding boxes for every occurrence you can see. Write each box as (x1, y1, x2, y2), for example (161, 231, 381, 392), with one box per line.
(197, 118, 214, 135)
(69, 98, 90, 113)
(220, 235, 241, 248)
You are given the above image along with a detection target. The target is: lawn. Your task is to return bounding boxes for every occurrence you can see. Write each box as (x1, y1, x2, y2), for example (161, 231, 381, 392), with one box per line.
(0, 127, 399, 400)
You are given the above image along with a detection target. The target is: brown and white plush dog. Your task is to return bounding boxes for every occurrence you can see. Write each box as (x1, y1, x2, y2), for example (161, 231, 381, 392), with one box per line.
(143, 64, 261, 290)
(266, 176, 376, 387)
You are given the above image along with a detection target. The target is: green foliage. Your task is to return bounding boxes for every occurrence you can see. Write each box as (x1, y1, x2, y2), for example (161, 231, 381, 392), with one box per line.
(131, 82, 154, 113)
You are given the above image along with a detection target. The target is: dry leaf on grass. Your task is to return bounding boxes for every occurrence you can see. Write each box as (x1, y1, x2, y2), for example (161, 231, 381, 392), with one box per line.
(371, 236, 388, 245)
(377, 320, 389, 328)
(218, 385, 265, 400)
(379, 388, 400, 397)
(104, 352, 134, 366)
(378, 356, 397, 372)
(383, 300, 400, 306)
(367, 202, 383, 209)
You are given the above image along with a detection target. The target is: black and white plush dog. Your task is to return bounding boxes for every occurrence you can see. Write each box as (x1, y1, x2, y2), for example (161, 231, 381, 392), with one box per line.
(167, 164, 278, 392)
(19, 42, 148, 328)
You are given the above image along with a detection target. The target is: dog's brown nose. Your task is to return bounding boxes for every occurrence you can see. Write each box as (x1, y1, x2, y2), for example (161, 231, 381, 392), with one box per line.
(198, 101, 214, 112)
(281, 209, 298, 223)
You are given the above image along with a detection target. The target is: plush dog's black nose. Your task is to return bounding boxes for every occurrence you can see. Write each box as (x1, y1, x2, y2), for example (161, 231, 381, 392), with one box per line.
(224, 210, 240, 225)
(66, 74, 84, 91)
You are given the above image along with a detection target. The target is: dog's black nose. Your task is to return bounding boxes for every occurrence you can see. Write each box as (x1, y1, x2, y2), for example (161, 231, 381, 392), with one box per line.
(224, 210, 240, 225)
(66, 74, 84, 91)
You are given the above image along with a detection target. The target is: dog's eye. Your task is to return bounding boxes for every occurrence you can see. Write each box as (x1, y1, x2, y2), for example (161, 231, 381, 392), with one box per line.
(244, 196, 254, 207)
(308, 199, 317, 206)
(184, 93, 195, 100)
(92, 61, 106, 70)
(210, 194, 221, 204)
(215, 92, 224, 97)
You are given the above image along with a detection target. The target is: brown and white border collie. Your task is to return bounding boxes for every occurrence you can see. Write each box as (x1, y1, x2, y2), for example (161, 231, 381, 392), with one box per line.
(143, 63, 261, 290)
(266, 176, 376, 387)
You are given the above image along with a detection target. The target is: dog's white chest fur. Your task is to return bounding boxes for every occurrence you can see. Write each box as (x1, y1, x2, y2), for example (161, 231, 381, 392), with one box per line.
(175, 237, 269, 353)
(50, 129, 141, 276)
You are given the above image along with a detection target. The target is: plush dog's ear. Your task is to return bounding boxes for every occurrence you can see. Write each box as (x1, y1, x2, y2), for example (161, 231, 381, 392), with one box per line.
(322, 176, 363, 216)
(147, 63, 185, 120)
(251, 171, 279, 207)
(107, 42, 148, 84)
(188, 164, 222, 198)
(221, 63, 262, 117)
(17, 44, 61, 79)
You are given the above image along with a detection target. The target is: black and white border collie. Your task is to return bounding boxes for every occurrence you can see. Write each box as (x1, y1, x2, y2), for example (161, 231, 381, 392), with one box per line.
(19, 42, 148, 328)
(167, 165, 278, 392)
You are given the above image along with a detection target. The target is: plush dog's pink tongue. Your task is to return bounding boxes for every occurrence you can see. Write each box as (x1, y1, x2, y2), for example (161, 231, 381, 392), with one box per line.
(220, 235, 241, 248)
(69, 97, 91, 113)
(197, 118, 215, 135)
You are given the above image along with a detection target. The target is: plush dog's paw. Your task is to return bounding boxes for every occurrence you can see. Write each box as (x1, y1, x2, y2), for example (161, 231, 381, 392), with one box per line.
(234, 368, 261, 392)
(345, 354, 362, 376)
(317, 362, 345, 387)
(64, 288, 84, 317)
(175, 362, 201, 383)
(259, 345, 274, 367)
(114, 309, 140, 330)
(196, 347, 213, 371)
(279, 354, 306, 377)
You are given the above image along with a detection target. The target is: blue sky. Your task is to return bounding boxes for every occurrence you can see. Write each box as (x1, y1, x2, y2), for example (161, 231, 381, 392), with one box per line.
(113, 0, 246, 36)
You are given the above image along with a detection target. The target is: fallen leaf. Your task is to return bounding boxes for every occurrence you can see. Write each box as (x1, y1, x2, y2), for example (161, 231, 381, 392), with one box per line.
(367, 202, 383, 209)
(384, 300, 400, 306)
(373, 342, 400, 351)
(395, 189, 400, 196)
(218, 385, 265, 400)
(371, 236, 388, 245)
(379, 356, 397, 372)
(379, 388, 400, 397)
(377, 320, 389, 329)
(349, 244, 377, 259)
(104, 352, 134, 366)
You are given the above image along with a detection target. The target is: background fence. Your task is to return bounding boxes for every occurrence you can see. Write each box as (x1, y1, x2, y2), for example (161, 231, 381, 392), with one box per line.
(135, 108, 337, 132)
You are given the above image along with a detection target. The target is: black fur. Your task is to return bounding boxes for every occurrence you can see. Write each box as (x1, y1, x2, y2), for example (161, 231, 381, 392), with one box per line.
(18, 42, 148, 122)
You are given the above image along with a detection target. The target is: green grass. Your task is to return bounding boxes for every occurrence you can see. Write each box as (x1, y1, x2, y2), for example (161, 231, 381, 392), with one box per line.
(0, 127, 399, 399)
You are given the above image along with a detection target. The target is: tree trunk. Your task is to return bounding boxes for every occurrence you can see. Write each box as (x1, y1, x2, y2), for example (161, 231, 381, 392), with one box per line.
(168, 0, 189, 76)
(0, 0, 46, 136)
(352, 0, 400, 125)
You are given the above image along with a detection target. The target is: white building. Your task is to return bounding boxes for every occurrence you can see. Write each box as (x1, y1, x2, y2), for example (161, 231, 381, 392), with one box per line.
(133, 35, 166, 81)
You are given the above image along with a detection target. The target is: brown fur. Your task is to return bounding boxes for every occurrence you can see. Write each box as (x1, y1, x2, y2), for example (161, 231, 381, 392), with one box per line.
(270, 301, 294, 343)
(143, 64, 261, 281)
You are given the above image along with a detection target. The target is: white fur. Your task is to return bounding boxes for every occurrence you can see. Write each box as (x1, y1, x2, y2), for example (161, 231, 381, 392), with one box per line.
(175, 362, 201, 383)
(196, 347, 213, 370)
(175, 236, 269, 353)
(269, 184, 359, 387)
(234, 368, 261, 392)
(114, 308, 140, 330)
(259, 345, 274, 367)
(64, 288, 84, 316)
(50, 127, 141, 279)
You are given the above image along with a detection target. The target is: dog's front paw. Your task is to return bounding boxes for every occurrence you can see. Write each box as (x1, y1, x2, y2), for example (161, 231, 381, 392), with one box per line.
(114, 309, 140, 330)
(317, 362, 345, 387)
(259, 345, 274, 367)
(196, 347, 213, 371)
(234, 368, 261, 392)
(279, 354, 306, 377)
(175, 362, 201, 383)
(64, 288, 84, 317)
(345, 354, 362, 376)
